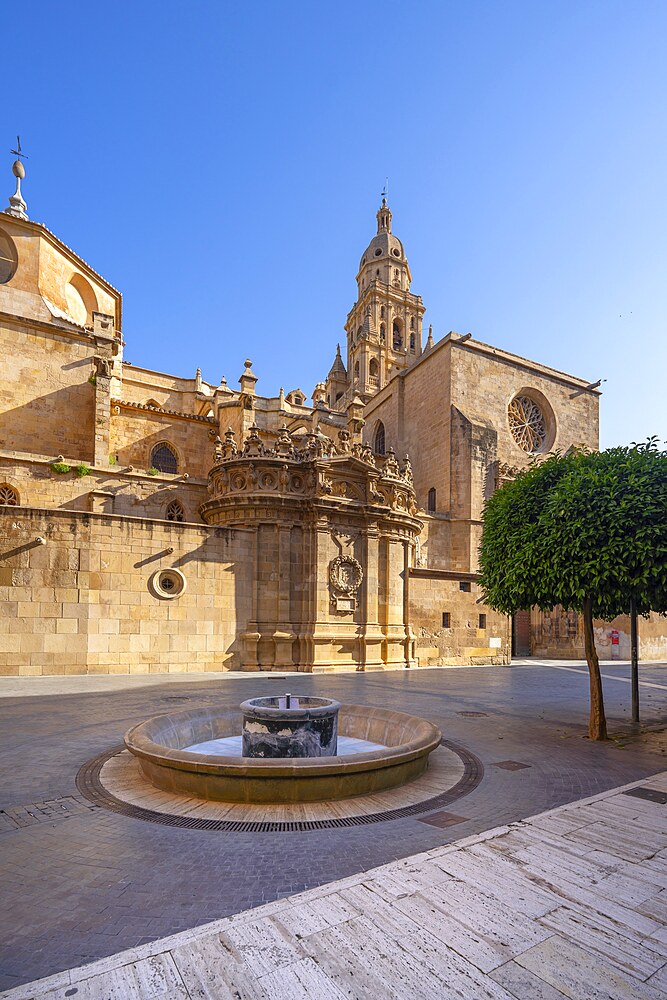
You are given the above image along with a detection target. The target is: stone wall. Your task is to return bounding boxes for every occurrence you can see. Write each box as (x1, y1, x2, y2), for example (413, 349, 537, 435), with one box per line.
(0, 457, 207, 522)
(531, 607, 667, 661)
(409, 569, 510, 665)
(0, 506, 253, 676)
(0, 318, 97, 461)
(109, 405, 215, 480)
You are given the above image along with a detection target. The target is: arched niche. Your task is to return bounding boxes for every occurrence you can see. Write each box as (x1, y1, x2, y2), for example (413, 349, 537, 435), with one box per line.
(65, 273, 98, 327)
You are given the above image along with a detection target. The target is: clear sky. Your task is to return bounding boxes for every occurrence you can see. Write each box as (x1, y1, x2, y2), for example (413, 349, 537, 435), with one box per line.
(6, 0, 666, 449)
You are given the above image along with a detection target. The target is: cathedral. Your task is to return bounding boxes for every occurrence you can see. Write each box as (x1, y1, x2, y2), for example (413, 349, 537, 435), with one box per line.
(0, 156, 620, 677)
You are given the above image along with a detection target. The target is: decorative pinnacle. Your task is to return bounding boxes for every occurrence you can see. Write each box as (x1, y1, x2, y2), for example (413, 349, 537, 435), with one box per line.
(5, 135, 28, 221)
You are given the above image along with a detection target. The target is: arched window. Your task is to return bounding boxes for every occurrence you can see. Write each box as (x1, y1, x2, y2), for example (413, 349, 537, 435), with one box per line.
(379, 323, 386, 342)
(369, 358, 379, 378)
(410, 333, 415, 351)
(427, 487, 436, 513)
(166, 499, 185, 522)
(374, 422, 386, 456)
(0, 484, 19, 505)
(354, 360, 360, 381)
(150, 443, 178, 474)
(393, 320, 402, 350)
(380, 306, 385, 319)
(410, 316, 415, 330)
(357, 325, 363, 340)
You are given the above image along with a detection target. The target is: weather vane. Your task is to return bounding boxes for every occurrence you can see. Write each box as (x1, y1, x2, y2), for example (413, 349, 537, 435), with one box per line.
(10, 136, 27, 162)
(381, 177, 388, 202)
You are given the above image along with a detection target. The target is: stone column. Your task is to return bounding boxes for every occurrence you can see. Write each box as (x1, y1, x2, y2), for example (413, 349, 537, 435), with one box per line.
(360, 524, 384, 670)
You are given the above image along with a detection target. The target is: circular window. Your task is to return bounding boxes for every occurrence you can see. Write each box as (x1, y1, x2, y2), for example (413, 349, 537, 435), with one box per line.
(374, 248, 382, 256)
(0, 229, 18, 284)
(508, 394, 548, 453)
(392, 248, 400, 257)
(149, 567, 187, 600)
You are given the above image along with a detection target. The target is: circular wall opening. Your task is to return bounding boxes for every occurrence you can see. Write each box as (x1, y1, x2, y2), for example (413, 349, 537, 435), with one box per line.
(508, 389, 555, 454)
(149, 567, 186, 600)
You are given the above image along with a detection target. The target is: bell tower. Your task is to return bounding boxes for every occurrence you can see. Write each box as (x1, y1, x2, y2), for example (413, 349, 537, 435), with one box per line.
(344, 199, 425, 403)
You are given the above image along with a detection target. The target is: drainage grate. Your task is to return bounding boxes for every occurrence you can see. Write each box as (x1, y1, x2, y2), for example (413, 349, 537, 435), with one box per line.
(623, 786, 667, 805)
(75, 739, 483, 834)
(457, 711, 488, 718)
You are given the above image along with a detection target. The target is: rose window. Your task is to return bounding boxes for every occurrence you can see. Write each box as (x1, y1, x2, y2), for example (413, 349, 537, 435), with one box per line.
(508, 395, 547, 453)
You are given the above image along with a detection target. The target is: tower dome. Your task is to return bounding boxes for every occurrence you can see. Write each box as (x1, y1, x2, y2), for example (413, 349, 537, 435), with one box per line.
(359, 199, 406, 269)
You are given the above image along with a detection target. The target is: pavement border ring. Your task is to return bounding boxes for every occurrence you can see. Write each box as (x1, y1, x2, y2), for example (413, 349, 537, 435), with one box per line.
(75, 738, 483, 833)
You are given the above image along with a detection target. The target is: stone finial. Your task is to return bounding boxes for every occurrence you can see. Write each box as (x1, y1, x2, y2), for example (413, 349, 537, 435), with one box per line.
(239, 359, 258, 396)
(195, 367, 202, 391)
(242, 423, 264, 457)
(425, 325, 434, 351)
(274, 423, 294, 458)
(312, 382, 327, 405)
(381, 447, 401, 480)
(218, 427, 238, 461)
(6, 156, 28, 221)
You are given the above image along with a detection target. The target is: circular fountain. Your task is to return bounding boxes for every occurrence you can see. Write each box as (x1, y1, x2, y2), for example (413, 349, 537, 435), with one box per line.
(124, 696, 442, 804)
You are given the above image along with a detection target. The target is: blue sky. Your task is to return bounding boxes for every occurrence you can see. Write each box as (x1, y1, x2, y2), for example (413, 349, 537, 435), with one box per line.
(7, 0, 666, 448)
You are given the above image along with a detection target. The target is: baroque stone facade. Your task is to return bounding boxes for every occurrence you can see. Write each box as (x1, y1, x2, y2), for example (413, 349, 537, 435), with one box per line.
(3, 166, 646, 676)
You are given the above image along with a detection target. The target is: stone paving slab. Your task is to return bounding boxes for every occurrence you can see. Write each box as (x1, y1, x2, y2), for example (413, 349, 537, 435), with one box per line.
(3, 770, 666, 999)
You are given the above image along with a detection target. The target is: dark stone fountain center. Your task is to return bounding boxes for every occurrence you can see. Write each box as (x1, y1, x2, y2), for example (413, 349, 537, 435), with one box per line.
(241, 695, 340, 758)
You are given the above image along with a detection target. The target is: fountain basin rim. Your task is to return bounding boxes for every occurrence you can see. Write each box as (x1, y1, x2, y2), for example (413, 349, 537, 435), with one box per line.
(124, 704, 441, 779)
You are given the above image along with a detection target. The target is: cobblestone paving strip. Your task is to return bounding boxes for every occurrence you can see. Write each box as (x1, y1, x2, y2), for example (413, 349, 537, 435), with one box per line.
(3, 771, 667, 1000)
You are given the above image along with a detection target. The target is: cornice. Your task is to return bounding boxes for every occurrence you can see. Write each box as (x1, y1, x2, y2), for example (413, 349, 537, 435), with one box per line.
(111, 399, 217, 424)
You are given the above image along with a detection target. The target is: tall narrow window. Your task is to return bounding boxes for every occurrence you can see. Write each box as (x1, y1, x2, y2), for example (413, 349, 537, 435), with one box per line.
(479, 614, 487, 629)
(427, 487, 436, 513)
(374, 421, 386, 455)
(150, 443, 178, 474)
(393, 320, 402, 350)
(380, 323, 386, 342)
(354, 360, 360, 381)
(409, 333, 415, 350)
(442, 612, 451, 628)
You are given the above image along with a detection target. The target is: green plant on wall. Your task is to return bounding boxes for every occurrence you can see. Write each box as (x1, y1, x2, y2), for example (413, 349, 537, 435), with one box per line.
(108, 454, 117, 465)
(74, 463, 91, 478)
(88, 373, 97, 386)
(51, 462, 71, 474)
(147, 467, 159, 476)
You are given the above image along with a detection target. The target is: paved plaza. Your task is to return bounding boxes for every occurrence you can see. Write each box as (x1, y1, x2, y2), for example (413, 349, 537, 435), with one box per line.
(1, 660, 667, 993)
(6, 769, 667, 999)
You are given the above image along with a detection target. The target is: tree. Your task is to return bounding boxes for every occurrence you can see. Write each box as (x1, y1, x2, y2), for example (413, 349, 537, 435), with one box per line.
(478, 439, 667, 740)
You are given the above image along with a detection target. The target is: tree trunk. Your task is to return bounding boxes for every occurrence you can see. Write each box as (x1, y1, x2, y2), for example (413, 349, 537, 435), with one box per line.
(583, 595, 607, 740)
(630, 595, 639, 727)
